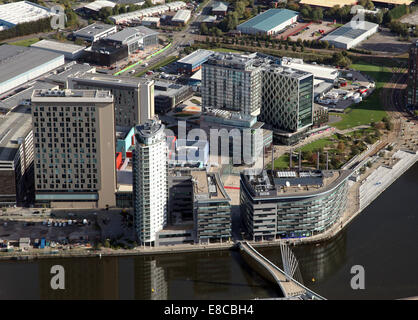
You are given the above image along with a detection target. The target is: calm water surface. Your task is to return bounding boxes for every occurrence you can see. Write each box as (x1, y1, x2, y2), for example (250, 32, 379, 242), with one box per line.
(0, 163, 417, 300)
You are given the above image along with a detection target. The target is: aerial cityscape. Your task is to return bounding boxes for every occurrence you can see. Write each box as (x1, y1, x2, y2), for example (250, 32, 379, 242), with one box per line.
(0, 0, 417, 303)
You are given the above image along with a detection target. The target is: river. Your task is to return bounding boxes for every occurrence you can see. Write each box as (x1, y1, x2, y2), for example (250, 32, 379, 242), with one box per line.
(0, 163, 417, 300)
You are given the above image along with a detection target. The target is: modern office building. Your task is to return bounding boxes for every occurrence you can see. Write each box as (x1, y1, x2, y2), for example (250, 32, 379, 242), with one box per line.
(237, 9, 298, 36)
(0, 45, 64, 96)
(407, 40, 418, 108)
(104, 26, 159, 54)
(201, 52, 264, 116)
(199, 107, 268, 165)
(240, 169, 351, 240)
(73, 23, 117, 43)
(201, 52, 314, 144)
(260, 65, 313, 134)
(68, 73, 155, 128)
(133, 117, 167, 245)
(0, 105, 34, 206)
(31, 89, 117, 209)
(192, 171, 231, 244)
(154, 81, 193, 113)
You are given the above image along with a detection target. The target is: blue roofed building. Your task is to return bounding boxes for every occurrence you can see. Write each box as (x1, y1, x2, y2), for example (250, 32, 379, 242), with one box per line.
(237, 9, 299, 36)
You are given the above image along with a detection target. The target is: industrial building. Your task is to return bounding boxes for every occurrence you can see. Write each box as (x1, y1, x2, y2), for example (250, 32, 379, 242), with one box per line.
(177, 49, 214, 74)
(407, 40, 418, 108)
(72, 23, 117, 43)
(0, 45, 64, 96)
(30, 40, 86, 60)
(104, 26, 159, 54)
(321, 21, 379, 50)
(0, 1, 55, 30)
(280, 57, 339, 83)
(240, 169, 351, 240)
(141, 17, 161, 28)
(31, 89, 117, 209)
(80, 0, 116, 15)
(133, 117, 168, 245)
(0, 105, 35, 205)
(237, 9, 298, 36)
(211, 1, 228, 16)
(192, 171, 231, 244)
(171, 9, 191, 26)
(110, 1, 186, 25)
(154, 81, 193, 113)
(68, 73, 155, 128)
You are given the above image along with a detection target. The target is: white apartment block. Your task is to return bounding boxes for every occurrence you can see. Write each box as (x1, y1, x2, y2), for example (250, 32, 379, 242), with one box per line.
(133, 117, 167, 245)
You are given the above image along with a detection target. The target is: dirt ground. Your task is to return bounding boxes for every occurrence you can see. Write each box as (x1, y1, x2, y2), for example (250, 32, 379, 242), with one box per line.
(357, 29, 416, 55)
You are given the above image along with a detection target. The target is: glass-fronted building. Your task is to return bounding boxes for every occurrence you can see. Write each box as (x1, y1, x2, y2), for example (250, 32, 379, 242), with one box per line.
(240, 169, 351, 240)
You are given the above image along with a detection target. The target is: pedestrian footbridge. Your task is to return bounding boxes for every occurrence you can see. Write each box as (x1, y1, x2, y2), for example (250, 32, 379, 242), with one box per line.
(238, 241, 326, 300)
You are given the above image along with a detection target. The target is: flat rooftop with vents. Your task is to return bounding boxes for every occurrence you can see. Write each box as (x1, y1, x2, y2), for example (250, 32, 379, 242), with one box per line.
(73, 23, 117, 42)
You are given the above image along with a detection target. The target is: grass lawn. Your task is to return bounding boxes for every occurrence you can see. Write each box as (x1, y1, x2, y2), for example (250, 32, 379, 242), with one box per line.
(296, 135, 337, 152)
(267, 154, 290, 170)
(210, 47, 244, 53)
(8, 37, 39, 47)
(331, 62, 391, 130)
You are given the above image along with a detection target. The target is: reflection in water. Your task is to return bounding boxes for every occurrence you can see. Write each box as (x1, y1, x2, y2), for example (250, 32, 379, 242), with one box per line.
(134, 257, 167, 300)
(39, 257, 119, 299)
(259, 231, 347, 287)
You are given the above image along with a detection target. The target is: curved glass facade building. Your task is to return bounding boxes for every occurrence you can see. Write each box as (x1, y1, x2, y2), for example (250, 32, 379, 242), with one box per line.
(240, 169, 351, 240)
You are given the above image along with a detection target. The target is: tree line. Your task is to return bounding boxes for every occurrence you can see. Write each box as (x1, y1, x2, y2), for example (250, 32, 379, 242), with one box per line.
(0, 17, 52, 42)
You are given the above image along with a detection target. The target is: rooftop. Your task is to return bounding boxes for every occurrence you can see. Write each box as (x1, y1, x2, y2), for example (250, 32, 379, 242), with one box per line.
(30, 39, 86, 54)
(322, 21, 379, 45)
(105, 26, 158, 43)
(191, 171, 230, 201)
(73, 23, 116, 38)
(212, 1, 228, 12)
(0, 45, 64, 91)
(83, 0, 116, 12)
(31, 89, 113, 103)
(0, 1, 55, 27)
(281, 57, 339, 81)
(241, 169, 352, 199)
(0, 105, 32, 163)
(172, 9, 191, 22)
(372, 0, 412, 4)
(70, 72, 153, 88)
(237, 9, 298, 32)
(44, 62, 96, 85)
(135, 117, 165, 138)
(177, 49, 214, 66)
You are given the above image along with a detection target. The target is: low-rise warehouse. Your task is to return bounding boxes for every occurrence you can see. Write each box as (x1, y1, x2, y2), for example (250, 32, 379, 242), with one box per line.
(321, 21, 379, 50)
(0, 45, 64, 96)
(0, 1, 55, 30)
(172, 9, 191, 26)
(105, 26, 159, 54)
(176, 49, 214, 74)
(237, 9, 298, 36)
(298, 0, 357, 8)
(30, 40, 86, 60)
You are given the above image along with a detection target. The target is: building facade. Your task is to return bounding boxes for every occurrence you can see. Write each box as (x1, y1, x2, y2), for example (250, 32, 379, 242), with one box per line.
(260, 66, 313, 133)
(133, 117, 167, 245)
(31, 89, 117, 209)
(201, 52, 263, 116)
(407, 40, 418, 108)
(68, 74, 155, 128)
(240, 169, 351, 240)
(192, 171, 231, 243)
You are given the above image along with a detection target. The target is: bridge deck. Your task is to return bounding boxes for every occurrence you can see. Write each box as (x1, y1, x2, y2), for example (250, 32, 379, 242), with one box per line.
(239, 242, 320, 299)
